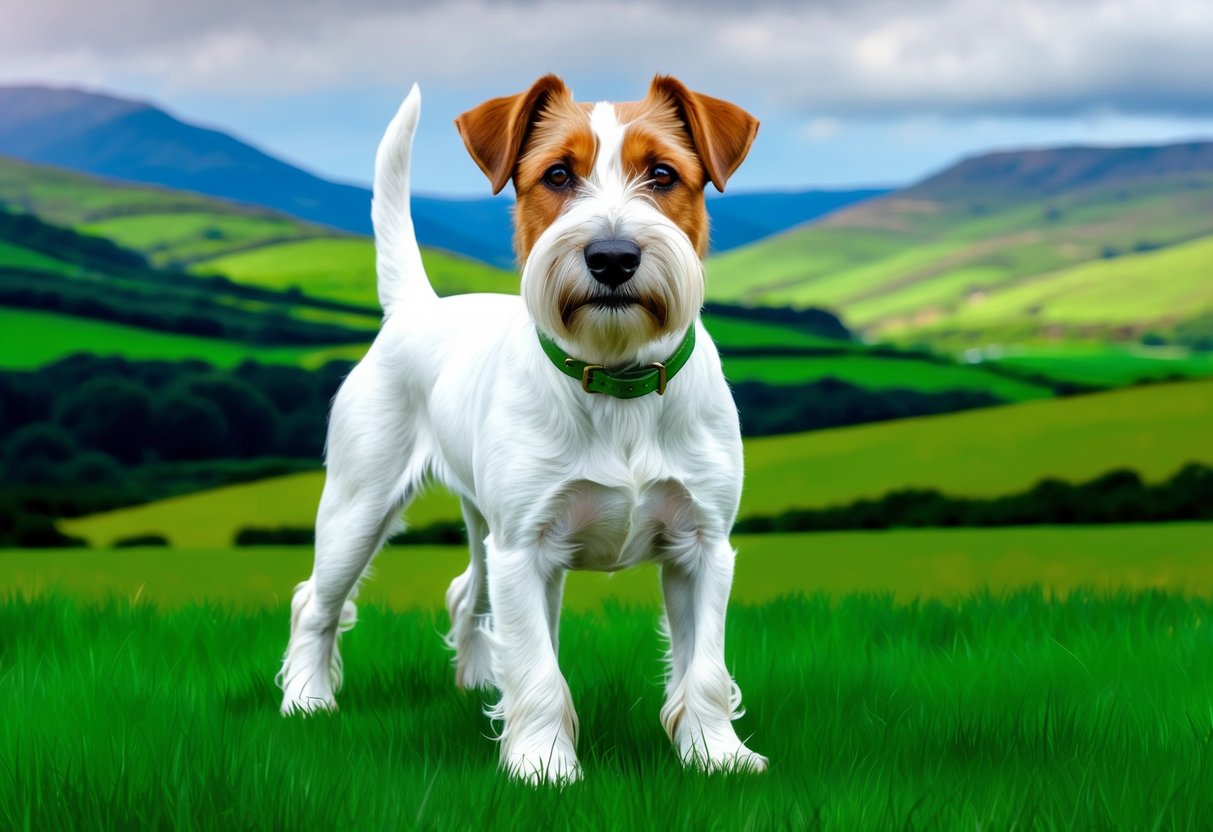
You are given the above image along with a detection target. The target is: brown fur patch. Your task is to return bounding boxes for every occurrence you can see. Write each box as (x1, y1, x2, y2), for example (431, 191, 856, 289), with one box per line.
(513, 98, 596, 262)
(618, 96, 710, 257)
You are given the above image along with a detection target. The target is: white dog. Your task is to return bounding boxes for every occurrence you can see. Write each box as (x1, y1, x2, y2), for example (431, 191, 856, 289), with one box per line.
(278, 74, 765, 784)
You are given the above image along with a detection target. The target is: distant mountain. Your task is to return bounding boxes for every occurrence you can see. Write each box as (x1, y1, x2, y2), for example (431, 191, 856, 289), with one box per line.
(0, 85, 884, 268)
(909, 142, 1213, 200)
(708, 140, 1213, 344)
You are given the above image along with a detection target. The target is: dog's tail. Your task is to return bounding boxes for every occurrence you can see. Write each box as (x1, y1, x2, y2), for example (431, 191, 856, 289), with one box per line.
(372, 84, 437, 314)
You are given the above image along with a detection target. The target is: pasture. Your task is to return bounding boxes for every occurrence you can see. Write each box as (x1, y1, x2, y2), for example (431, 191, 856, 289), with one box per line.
(3, 534, 1213, 829)
(191, 238, 517, 307)
(5, 525, 1213, 609)
(0, 307, 365, 370)
(60, 379, 1213, 547)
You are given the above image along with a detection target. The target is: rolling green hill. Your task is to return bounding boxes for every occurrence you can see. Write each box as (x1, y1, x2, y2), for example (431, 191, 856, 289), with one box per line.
(60, 379, 1213, 547)
(0, 155, 516, 301)
(706, 143, 1213, 345)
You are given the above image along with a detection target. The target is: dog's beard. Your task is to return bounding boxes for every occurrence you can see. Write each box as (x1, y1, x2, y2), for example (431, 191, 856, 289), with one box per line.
(523, 207, 703, 368)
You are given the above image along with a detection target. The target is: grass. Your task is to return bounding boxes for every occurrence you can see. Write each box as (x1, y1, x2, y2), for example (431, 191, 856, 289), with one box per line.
(61, 379, 1213, 546)
(190, 237, 517, 306)
(0, 239, 79, 275)
(79, 212, 312, 267)
(3, 580, 1213, 828)
(720, 353, 1054, 400)
(0, 307, 366, 370)
(7, 525, 1213, 609)
(0, 155, 515, 302)
(742, 378, 1213, 511)
(58, 473, 457, 549)
(978, 342, 1213, 386)
(914, 235, 1213, 338)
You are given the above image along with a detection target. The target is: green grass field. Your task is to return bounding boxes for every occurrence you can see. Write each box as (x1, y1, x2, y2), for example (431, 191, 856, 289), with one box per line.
(7, 525, 1213, 609)
(3, 575, 1213, 828)
(0, 307, 366, 370)
(79, 212, 316, 267)
(978, 342, 1213, 386)
(191, 238, 517, 306)
(720, 353, 1054, 400)
(742, 378, 1213, 510)
(61, 379, 1213, 547)
(0, 155, 515, 303)
(0, 239, 79, 275)
(908, 235, 1213, 340)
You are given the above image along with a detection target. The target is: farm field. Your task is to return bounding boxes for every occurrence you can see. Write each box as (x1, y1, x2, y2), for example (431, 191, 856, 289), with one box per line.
(5, 524, 1213, 609)
(60, 378, 1213, 547)
(720, 352, 1054, 400)
(908, 235, 1213, 339)
(190, 237, 517, 306)
(3, 574, 1213, 829)
(705, 168, 1213, 342)
(0, 307, 366, 369)
(743, 378, 1213, 509)
(0, 155, 514, 300)
(978, 342, 1213, 386)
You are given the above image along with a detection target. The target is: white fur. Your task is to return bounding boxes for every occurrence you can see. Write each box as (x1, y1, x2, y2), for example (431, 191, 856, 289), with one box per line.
(278, 88, 765, 784)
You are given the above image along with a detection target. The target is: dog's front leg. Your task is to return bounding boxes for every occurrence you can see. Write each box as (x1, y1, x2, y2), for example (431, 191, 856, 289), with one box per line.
(485, 541, 580, 784)
(660, 539, 767, 772)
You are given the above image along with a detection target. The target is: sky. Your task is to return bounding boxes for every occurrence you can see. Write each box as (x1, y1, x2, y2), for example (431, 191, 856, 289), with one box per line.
(3, 0, 1213, 196)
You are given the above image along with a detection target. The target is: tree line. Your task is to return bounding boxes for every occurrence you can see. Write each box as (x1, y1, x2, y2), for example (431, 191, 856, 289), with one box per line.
(733, 464, 1213, 533)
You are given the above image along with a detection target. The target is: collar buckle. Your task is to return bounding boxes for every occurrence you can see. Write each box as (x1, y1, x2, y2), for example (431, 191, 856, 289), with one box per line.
(566, 359, 605, 393)
(648, 362, 668, 395)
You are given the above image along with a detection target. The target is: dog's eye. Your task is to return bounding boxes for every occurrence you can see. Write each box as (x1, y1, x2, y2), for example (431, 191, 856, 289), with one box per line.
(651, 164, 679, 190)
(543, 165, 572, 190)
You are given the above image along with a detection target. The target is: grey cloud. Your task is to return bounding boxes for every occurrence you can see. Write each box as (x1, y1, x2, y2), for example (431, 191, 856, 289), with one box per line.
(2, 0, 1212, 118)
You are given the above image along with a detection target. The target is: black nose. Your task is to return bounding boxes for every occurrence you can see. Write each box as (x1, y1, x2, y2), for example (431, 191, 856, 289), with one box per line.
(584, 239, 641, 287)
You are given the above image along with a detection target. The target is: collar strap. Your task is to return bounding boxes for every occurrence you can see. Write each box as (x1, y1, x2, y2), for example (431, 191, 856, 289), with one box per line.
(537, 326, 696, 398)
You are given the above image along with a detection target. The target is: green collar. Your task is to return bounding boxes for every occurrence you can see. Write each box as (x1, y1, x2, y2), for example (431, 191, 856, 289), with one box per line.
(537, 326, 696, 398)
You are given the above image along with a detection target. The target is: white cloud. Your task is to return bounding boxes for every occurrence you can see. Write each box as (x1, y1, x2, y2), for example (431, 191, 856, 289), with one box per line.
(803, 117, 843, 140)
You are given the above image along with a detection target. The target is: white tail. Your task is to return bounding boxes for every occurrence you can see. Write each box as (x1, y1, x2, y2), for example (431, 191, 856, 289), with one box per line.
(372, 84, 436, 314)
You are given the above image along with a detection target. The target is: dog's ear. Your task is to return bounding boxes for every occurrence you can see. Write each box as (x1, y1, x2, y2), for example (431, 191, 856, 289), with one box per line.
(455, 75, 572, 195)
(648, 76, 759, 193)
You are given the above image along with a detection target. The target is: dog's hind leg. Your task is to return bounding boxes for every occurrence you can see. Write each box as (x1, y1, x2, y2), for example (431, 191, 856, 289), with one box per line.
(278, 363, 424, 715)
(444, 498, 495, 689)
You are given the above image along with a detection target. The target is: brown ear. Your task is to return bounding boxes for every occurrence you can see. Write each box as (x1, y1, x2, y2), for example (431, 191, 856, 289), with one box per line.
(648, 76, 759, 192)
(454, 74, 571, 195)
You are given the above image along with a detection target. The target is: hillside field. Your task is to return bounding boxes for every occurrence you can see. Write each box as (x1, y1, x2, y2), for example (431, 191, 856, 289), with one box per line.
(60, 380, 1213, 547)
(0, 155, 515, 300)
(706, 168, 1213, 343)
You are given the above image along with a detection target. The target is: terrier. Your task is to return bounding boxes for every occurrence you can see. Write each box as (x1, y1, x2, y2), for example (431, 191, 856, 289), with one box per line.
(278, 74, 764, 784)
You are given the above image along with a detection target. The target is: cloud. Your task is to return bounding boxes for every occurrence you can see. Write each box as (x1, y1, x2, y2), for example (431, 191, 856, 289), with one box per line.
(1, 0, 1212, 120)
(802, 117, 843, 140)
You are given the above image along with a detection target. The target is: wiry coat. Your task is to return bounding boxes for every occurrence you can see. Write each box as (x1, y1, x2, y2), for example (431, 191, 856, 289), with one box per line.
(278, 76, 765, 783)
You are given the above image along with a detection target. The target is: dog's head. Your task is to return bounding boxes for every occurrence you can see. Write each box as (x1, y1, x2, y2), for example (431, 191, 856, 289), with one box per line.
(456, 75, 758, 366)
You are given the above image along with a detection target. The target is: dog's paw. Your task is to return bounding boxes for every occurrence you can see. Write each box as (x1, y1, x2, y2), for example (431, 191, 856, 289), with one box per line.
(674, 730, 768, 774)
(503, 749, 582, 786)
(697, 745, 768, 774)
(279, 691, 338, 716)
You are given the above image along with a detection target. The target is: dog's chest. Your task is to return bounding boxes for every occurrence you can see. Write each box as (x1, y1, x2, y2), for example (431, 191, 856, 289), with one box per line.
(537, 476, 699, 572)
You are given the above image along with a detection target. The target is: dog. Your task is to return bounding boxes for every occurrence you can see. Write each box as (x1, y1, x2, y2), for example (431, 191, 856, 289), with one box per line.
(278, 74, 765, 784)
